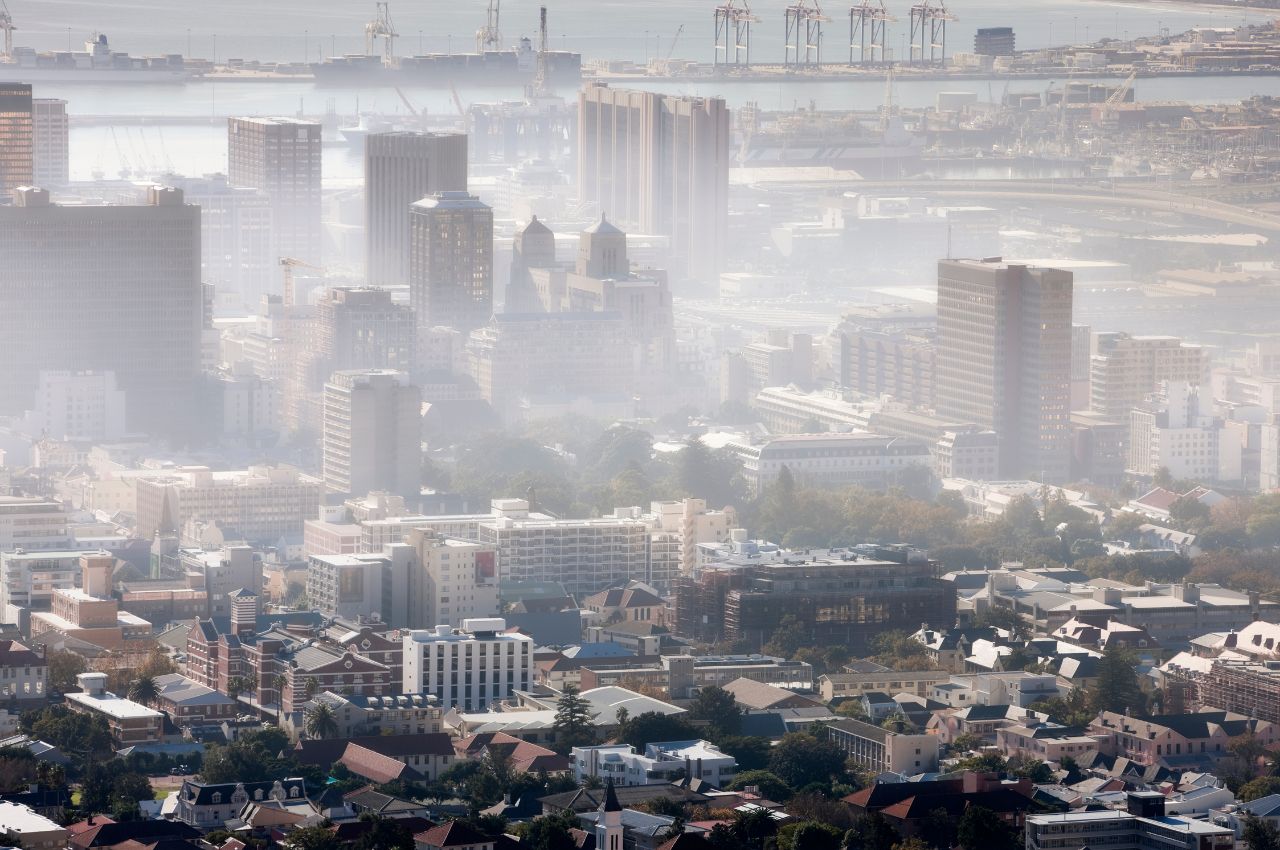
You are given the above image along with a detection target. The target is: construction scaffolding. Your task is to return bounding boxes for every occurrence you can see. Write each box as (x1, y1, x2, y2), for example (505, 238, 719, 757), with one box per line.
(714, 0, 757, 65)
(850, 0, 894, 64)
(784, 0, 829, 66)
(909, 0, 954, 65)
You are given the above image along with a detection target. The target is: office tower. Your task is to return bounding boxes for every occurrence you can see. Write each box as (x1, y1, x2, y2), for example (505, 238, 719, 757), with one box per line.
(227, 117, 322, 264)
(161, 173, 273, 309)
(0, 82, 32, 195)
(322, 370, 422, 498)
(578, 83, 730, 280)
(0, 187, 202, 433)
(936, 259, 1073, 482)
(1090, 332, 1207, 423)
(365, 132, 468, 287)
(31, 98, 67, 187)
(315, 287, 416, 374)
(409, 192, 493, 332)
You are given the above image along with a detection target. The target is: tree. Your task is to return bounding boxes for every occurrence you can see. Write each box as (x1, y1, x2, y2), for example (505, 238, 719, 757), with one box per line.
(716, 736, 771, 772)
(271, 672, 289, 711)
(284, 825, 342, 850)
(126, 676, 159, 706)
(689, 686, 742, 737)
(763, 614, 807, 659)
(621, 712, 697, 752)
(893, 838, 932, 850)
(517, 811, 579, 850)
(918, 807, 957, 850)
(1245, 816, 1280, 850)
(956, 806, 1018, 850)
(46, 650, 87, 694)
(949, 733, 984, 755)
(1240, 777, 1280, 802)
(730, 806, 780, 850)
(778, 821, 843, 850)
(304, 677, 319, 701)
(767, 732, 847, 791)
(552, 685, 596, 752)
(352, 814, 414, 850)
(725, 769, 793, 803)
(1089, 646, 1144, 715)
(844, 812, 899, 850)
(225, 676, 248, 701)
(1231, 734, 1272, 779)
(304, 702, 340, 740)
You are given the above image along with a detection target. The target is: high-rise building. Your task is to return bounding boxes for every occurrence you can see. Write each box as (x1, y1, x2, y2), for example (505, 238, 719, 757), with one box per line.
(936, 259, 1073, 482)
(315, 288, 417, 374)
(160, 173, 273, 309)
(405, 527, 499, 629)
(506, 215, 557, 312)
(31, 98, 67, 188)
(578, 83, 730, 279)
(365, 132, 468, 287)
(227, 117, 322, 264)
(0, 187, 202, 433)
(322, 370, 422, 498)
(409, 192, 493, 332)
(402, 619, 534, 711)
(0, 83, 32, 195)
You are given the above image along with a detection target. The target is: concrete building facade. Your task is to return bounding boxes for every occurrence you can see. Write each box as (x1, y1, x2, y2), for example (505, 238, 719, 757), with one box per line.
(227, 117, 322, 263)
(322, 370, 421, 498)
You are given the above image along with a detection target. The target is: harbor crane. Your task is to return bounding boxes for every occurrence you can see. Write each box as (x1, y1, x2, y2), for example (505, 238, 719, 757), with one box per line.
(528, 5, 551, 99)
(784, 0, 828, 66)
(850, 0, 894, 65)
(714, 0, 757, 66)
(279, 257, 324, 308)
(909, 0, 954, 65)
(365, 2, 397, 65)
(476, 0, 502, 52)
(0, 2, 15, 62)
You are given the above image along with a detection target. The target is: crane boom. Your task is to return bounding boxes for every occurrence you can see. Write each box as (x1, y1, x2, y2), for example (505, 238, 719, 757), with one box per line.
(0, 2, 15, 61)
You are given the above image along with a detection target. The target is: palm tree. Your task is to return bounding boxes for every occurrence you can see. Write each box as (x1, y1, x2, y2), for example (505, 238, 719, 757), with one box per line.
(303, 677, 319, 701)
(127, 675, 159, 706)
(225, 676, 247, 701)
(271, 672, 288, 713)
(305, 702, 340, 740)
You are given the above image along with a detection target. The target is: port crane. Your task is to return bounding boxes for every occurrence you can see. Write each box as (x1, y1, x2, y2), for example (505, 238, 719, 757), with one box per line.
(714, 0, 757, 66)
(279, 257, 324, 308)
(0, 2, 14, 62)
(476, 0, 502, 53)
(909, 0, 954, 65)
(784, 0, 828, 66)
(365, 3, 397, 65)
(850, 0, 894, 65)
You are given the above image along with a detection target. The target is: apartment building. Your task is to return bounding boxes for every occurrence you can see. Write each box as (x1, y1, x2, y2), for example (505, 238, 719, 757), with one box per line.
(1025, 798, 1233, 850)
(726, 433, 933, 495)
(0, 497, 70, 553)
(402, 619, 534, 712)
(571, 741, 737, 788)
(478, 512, 650, 596)
(321, 370, 421, 498)
(1091, 333, 1207, 423)
(826, 718, 940, 775)
(405, 528, 499, 629)
(134, 465, 323, 544)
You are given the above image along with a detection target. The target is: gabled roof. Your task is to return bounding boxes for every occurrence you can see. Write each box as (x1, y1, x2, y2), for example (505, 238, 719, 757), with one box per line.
(416, 820, 492, 848)
(584, 587, 665, 610)
(339, 743, 423, 785)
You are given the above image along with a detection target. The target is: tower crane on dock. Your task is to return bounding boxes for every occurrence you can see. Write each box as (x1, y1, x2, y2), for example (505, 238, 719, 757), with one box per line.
(365, 3, 397, 65)
(476, 0, 502, 52)
(0, 2, 16, 62)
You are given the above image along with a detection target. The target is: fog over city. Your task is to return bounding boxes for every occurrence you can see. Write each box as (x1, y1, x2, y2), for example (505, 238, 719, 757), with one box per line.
(6, 0, 1280, 846)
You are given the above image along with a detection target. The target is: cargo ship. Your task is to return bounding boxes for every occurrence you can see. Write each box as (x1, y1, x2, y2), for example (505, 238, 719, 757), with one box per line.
(311, 39, 581, 89)
(0, 33, 196, 84)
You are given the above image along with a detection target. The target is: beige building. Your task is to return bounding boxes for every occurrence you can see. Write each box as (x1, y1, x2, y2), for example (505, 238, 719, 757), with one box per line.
(30, 554, 153, 651)
(937, 259, 1074, 482)
(322, 370, 421, 498)
(134, 465, 323, 544)
(0, 496, 70, 552)
(578, 83, 729, 279)
(1091, 333, 1207, 423)
(228, 117, 322, 263)
(366, 132, 467, 287)
(0, 800, 67, 850)
(406, 527, 499, 629)
(65, 672, 163, 745)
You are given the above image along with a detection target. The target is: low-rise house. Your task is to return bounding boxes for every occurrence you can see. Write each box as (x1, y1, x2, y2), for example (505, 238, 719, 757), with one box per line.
(910, 626, 999, 672)
(929, 672, 1063, 708)
(65, 816, 203, 849)
(1090, 710, 1280, 768)
(64, 672, 163, 745)
(844, 772, 1044, 835)
(294, 733, 456, 781)
(826, 718, 939, 775)
(573, 740, 738, 788)
(415, 820, 495, 850)
(583, 583, 668, 627)
(1210, 793, 1280, 836)
(929, 704, 1037, 745)
(172, 778, 307, 830)
(0, 800, 66, 850)
(539, 784, 711, 816)
(995, 720, 1107, 762)
(152, 673, 238, 731)
(344, 788, 433, 820)
(455, 731, 570, 775)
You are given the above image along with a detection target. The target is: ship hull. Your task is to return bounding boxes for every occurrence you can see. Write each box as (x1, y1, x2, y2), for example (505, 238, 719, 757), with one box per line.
(311, 51, 581, 88)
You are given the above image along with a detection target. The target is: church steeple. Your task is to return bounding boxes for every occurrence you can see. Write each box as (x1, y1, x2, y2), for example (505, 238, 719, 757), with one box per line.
(597, 778, 623, 850)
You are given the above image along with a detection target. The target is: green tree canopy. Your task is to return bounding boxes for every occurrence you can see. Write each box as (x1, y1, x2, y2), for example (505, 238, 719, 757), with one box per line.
(552, 685, 597, 753)
(767, 732, 847, 790)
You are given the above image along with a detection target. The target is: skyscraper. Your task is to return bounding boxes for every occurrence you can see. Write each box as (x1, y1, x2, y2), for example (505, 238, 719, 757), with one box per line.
(31, 98, 67, 188)
(365, 132, 468, 287)
(227, 117, 322, 265)
(322, 369, 422, 498)
(409, 192, 493, 332)
(0, 82, 33, 195)
(936, 258, 1073, 482)
(0, 187, 202, 434)
(578, 83, 730, 280)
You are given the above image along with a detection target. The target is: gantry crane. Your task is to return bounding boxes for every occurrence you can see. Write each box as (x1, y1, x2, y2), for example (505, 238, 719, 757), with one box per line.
(476, 0, 502, 53)
(714, 0, 757, 66)
(850, 0, 894, 65)
(279, 257, 325, 308)
(784, 0, 828, 66)
(365, 2, 397, 65)
(0, 2, 15, 62)
(909, 0, 955, 65)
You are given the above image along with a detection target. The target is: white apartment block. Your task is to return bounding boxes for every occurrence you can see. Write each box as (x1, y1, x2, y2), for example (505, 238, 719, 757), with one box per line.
(0, 497, 71, 553)
(134, 465, 324, 544)
(406, 528, 499, 629)
(1129, 383, 1242, 483)
(479, 511, 651, 596)
(306, 547, 414, 628)
(726, 433, 933, 495)
(572, 740, 738, 787)
(19, 370, 128, 442)
(0, 549, 94, 612)
(402, 619, 534, 711)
